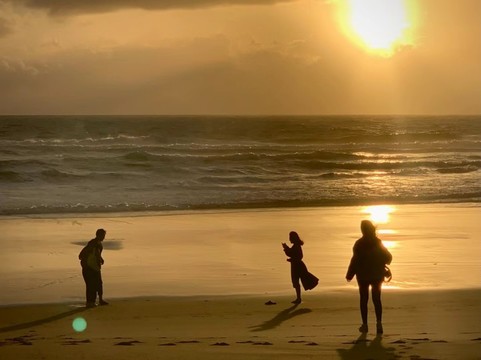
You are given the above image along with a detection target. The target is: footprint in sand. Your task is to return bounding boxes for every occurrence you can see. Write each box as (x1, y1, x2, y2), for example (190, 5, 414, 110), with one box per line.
(405, 337, 431, 345)
(252, 341, 273, 345)
(62, 339, 92, 345)
(4, 336, 34, 346)
(114, 340, 142, 346)
(409, 355, 439, 360)
(176, 340, 200, 344)
(5, 333, 43, 346)
(390, 339, 407, 344)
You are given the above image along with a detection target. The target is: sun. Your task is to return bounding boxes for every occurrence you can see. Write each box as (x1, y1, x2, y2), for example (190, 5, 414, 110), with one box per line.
(337, 0, 417, 57)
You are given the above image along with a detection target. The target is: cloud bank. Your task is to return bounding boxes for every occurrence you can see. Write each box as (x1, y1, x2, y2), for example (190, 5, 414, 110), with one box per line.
(2, 36, 479, 115)
(18, 0, 297, 15)
(0, 0, 479, 115)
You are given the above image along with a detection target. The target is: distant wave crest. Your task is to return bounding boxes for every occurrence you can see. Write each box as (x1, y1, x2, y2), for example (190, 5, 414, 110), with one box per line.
(1, 115, 480, 215)
(2, 192, 481, 216)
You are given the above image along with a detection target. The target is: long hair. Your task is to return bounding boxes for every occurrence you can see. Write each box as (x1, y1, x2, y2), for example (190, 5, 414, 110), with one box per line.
(289, 231, 304, 245)
(360, 220, 377, 239)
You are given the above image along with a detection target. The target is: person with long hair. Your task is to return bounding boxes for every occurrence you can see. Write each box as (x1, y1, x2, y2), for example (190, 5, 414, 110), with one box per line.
(346, 220, 392, 334)
(282, 231, 318, 304)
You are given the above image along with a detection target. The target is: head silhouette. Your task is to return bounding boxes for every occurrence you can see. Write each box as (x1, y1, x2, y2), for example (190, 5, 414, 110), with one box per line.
(360, 220, 376, 238)
(289, 231, 304, 245)
(95, 228, 106, 241)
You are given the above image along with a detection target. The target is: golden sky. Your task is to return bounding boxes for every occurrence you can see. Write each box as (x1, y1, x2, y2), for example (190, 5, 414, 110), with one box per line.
(0, 0, 480, 115)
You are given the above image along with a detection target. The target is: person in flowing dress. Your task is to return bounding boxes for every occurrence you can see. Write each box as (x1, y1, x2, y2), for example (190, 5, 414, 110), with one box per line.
(282, 231, 318, 304)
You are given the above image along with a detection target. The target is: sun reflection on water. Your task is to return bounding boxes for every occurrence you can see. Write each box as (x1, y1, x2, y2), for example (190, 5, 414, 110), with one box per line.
(378, 229, 397, 235)
(362, 205, 395, 224)
(362, 205, 398, 249)
(380, 240, 397, 249)
(378, 230, 398, 249)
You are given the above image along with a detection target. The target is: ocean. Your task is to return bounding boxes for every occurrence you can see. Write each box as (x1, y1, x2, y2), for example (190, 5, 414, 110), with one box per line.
(1, 115, 480, 215)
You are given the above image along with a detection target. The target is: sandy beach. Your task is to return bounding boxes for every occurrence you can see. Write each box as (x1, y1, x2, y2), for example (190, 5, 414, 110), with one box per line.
(1, 203, 480, 359)
(1, 290, 480, 359)
(1, 0, 480, 356)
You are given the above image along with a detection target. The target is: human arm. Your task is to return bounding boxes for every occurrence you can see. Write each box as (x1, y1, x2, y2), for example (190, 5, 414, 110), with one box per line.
(345, 258, 356, 281)
(345, 245, 358, 281)
(283, 243, 303, 262)
(99, 242, 104, 265)
(282, 242, 291, 256)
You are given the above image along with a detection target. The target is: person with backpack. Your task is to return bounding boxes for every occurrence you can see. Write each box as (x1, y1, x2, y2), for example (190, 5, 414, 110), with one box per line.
(346, 220, 392, 334)
(79, 228, 109, 308)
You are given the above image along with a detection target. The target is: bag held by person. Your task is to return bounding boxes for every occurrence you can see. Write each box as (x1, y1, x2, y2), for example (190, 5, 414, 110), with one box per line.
(384, 265, 392, 282)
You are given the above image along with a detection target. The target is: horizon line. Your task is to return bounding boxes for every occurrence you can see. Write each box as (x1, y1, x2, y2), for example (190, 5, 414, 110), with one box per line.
(1, 113, 480, 117)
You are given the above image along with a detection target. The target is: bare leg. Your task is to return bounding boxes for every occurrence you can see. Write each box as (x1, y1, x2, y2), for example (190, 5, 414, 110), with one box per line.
(292, 284, 302, 304)
(358, 281, 369, 332)
(371, 281, 383, 322)
(358, 282, 369, 324)
(371, 281, 383, 333)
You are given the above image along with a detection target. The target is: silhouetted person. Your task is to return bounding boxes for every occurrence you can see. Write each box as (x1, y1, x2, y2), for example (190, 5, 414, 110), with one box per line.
(79, 228, 108, 308)
(346, 220, 392, 334)
(282, 231, 318, 304)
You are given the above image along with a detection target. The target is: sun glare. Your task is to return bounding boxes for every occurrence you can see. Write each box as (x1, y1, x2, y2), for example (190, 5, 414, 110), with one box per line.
(362, 205, 395, 224)
(337, 0, 417, 57)
(380, 240, 397, 249)
(362, 206, 398, 249)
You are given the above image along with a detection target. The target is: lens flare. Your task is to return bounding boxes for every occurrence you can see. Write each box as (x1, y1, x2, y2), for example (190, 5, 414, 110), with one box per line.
(72, 317, 87, 332)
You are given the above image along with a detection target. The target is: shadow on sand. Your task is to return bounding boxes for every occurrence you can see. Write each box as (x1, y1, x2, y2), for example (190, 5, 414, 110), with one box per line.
(249, 303, 312, 332)
(71, 240, 123, 250)
(0, 307, 87, 334)
(337, 333, 398, 360)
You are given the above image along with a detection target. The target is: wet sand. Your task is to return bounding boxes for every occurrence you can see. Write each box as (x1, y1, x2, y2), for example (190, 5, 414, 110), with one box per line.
(0, 204, 480, 359)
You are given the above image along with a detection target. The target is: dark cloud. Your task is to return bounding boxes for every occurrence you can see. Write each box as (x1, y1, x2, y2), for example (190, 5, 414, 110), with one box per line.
(19, 0, 297, 15)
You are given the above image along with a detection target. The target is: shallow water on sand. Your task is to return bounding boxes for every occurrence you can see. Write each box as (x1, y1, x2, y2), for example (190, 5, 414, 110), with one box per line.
(0, 203, 479, 305)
